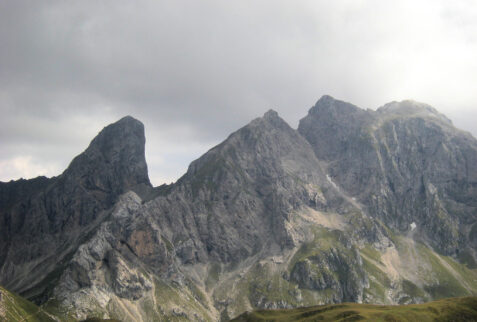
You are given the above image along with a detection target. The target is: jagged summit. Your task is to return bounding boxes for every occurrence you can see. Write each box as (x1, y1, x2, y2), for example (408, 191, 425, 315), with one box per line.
(263, 109, 279, 119)
(377, 99, 453, 125)
(315, 94, 339, 105)
(182, 106, 320, 193)
(308, 96, 453, 126)
(65, 115, 150, 189)
(378, 99, 434, 113)
(116, 114, 141, 123)
(308, 95, 362, 116)
(85, 114, 145, 156)
(244, 108, 289, 131)
(298, 96, 373, 161)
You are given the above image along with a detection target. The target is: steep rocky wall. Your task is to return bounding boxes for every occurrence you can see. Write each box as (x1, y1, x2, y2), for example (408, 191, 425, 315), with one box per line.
(0, 116, 152, 300)
(299, 96, 477, 259)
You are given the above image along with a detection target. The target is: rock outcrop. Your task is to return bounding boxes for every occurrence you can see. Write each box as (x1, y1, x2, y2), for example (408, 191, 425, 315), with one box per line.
(0, 116, 151, 302)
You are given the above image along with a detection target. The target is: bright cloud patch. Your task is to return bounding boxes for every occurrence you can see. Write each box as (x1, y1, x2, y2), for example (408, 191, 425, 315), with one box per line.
(0, 156, 60, 181)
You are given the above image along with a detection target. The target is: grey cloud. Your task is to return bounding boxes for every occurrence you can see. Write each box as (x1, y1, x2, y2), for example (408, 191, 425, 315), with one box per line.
(1, 0, 476, 185)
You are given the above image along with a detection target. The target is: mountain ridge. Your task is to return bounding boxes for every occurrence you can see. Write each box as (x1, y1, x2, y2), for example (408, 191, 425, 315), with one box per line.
(0, 96, 476, 321)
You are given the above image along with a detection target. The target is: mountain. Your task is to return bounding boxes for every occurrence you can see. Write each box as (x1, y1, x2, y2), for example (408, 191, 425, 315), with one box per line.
(298, 96, 477, 257)
(0, 116, 151, 303)
(0, 96, 476, 321)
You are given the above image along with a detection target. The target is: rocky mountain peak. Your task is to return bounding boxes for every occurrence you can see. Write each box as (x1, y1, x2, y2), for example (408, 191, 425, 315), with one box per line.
(315, 94, 337, 105)
(378, 99, 433, 113)
(64, 115, 151, 190)
(300, 96, 477, 258)
(263, 109, 279, 119)
(183, 108, 309, 186)
(377, 100, 453, 125)
(308, 95, 363, 116)
(78, 115, 146, 167)
(243, 109, 290, 133)
(298, 96, 374, 161)
(0, 116, 152, 297)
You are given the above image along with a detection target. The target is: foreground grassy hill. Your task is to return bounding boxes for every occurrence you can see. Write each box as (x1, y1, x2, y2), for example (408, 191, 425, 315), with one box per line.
(231, 297, 477, 322)
(0, 286, 55, 321)
(2, 283, 477, 321)
(0, 285, 122, 322)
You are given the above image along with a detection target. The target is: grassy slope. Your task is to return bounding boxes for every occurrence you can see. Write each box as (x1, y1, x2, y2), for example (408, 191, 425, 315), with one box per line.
(231, 296, 477, 322)
(210, 220, 477, 319)
(0, 285, 121, 322)
(0, 286, 56, 322)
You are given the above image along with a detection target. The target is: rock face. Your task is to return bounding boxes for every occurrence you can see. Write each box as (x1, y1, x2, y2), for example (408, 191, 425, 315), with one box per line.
(0, 116, 151, 301)
(289, 231, 366, 303)
(148, 109, 346, 265)
(1, 98, 477, 321)
(298, 96, 477, 258)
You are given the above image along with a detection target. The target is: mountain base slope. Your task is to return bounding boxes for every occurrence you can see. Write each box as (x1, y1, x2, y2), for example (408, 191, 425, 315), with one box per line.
(0, 286, 56, 322)
(231, 296, 477, 321)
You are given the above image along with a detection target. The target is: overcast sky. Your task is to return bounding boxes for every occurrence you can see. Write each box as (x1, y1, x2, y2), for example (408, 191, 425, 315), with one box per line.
(1, 0, 476, 186)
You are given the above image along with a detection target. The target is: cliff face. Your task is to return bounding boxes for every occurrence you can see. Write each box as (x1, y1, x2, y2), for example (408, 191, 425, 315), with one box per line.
(1, 98, 477, 321)
(298, 96, 477, 259)
(0, 116, 151, 301)
(150, 109, 346, 264)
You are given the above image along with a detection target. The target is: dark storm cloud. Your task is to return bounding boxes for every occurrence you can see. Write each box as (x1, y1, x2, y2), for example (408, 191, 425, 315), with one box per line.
(1, 1, 476, 185)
